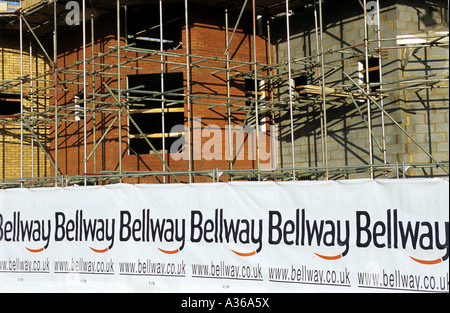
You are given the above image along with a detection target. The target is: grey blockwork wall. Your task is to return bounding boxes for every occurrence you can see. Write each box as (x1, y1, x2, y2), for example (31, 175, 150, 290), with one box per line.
(272, 0, 448, 178)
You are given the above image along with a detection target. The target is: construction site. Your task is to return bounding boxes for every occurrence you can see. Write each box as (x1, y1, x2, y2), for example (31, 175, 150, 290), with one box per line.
(0, 1, 449, 295)
(0, 0, 448, 187)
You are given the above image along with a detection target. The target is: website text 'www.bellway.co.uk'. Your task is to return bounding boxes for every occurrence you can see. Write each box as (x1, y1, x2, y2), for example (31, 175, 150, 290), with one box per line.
(1, 256, 448, 292)
(267, 263, 449, 292)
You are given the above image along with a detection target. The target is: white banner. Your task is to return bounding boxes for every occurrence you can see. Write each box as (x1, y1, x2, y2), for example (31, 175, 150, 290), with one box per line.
(0, 179, 448, 293)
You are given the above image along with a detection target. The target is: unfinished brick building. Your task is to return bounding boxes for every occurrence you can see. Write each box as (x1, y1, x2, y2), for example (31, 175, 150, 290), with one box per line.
(0, 0, 448, 187)
(54, 0, 276, 184)
(0, 1, 49, 182)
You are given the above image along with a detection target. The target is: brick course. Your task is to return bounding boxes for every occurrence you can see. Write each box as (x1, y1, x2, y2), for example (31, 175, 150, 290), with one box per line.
(1, 30, 50, 180)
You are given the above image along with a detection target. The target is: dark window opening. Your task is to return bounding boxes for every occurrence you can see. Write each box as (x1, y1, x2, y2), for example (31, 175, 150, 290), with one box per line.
(239, 13, 267, 37)
(360, 57, 381, 94)
(127, 73, 185, 155)
(126, 4, 184, 51)
(294, 74, 308, 87)
(293, 74, 312, 99)
(0, 93, 21, 116)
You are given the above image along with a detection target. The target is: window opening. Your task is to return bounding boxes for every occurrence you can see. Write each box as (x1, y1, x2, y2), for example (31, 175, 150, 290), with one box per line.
(358, 57, 380, 94)
(126, 3, 183, 50)
(0, 93, 20, 117)
(73, 91, 84, 121)
(127, 73, 185, 155)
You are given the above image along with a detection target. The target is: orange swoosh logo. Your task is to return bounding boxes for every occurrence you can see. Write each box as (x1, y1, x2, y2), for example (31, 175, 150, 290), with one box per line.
(90, 247, 109, 253)
(410, 256, 442, 265)
(158, 248, 180, 254)
(314, 252, 342, 260)
(231, 249, 256, 257)
(26, 247, 44, 253)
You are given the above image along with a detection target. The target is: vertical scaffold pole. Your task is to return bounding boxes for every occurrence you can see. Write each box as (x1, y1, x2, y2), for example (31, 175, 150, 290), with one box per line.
(20, 11, 24, 181)
(54, 0, 59, 186)
(160, 0, 166, 182)
(117, 0, 123, 182)
(375, 0, 387, 166)
(318, 0, 329, 179)
(363, 0, 374, 179)
(91, 7, 97, 174)
(30, 38, 34, 179)
(82, 0, 87, 185)
(185, 0, 192, 183)
(286, 0, 296, 180)
(225, 6, 233, 178)
(252, 0, 261, 181)
(267, 18, 278, 171)
(313, 0, 324, 170)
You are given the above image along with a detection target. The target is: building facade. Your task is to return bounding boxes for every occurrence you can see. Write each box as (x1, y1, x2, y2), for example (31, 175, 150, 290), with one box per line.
(0, 0, 448, 187)
(52, 1, 274, 184)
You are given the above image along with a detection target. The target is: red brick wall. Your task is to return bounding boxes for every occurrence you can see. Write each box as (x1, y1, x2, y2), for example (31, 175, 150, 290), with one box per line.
(51, 5, 274, 184)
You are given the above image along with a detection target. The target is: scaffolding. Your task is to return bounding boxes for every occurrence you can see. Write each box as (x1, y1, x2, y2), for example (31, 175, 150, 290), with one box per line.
(0, 0, 448, 188)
